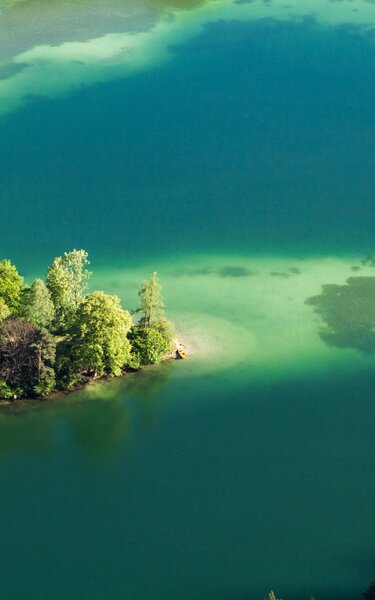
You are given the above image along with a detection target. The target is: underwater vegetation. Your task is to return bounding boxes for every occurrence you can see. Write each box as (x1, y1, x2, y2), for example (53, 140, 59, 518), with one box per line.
(306, 276, 375, 353)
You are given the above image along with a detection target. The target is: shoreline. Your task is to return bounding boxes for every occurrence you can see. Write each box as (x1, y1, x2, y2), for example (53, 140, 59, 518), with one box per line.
(0, 353, 178, 411)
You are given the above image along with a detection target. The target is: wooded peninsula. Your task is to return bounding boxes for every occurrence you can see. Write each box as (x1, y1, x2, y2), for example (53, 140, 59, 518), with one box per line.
(0, 250, 177, 401)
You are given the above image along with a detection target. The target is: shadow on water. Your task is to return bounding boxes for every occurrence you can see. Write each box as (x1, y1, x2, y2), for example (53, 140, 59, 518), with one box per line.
(306, 276, 375, 353)
(170, 264, 255, 278)
(0, 360, 174, 461)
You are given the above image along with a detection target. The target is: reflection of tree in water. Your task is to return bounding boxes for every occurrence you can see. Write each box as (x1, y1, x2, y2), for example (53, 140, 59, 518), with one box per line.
(51, 362, 174, 456)
(65, 399, 132, 458)
(127, 360, 174, 401)
(306, 277, 375, 353)
(126, 360, 174, 434)
(0, 361, 174, 460)
(0, 406, 56, 459)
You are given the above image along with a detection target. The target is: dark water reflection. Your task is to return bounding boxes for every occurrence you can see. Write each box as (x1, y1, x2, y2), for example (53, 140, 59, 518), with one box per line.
(0, 361, 174, 461)
(1, 367, 375, 598)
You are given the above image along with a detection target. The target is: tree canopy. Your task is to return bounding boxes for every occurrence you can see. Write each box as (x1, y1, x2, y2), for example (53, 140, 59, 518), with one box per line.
(22, 279, 55, 329)
(46, 249, 91, 333)
(60, 291, 133, 383)
(0, 259, 23, 315)
(0, 318, 56, 398)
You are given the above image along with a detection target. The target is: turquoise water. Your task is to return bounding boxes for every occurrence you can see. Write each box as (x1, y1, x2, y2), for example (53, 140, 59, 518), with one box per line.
(1, 2, 375, 598)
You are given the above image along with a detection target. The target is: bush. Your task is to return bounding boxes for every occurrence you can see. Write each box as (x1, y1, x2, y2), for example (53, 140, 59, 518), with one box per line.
(0, 380, 13, 400)
(152, 317, 176, 350)
(129, 327, 170, 366)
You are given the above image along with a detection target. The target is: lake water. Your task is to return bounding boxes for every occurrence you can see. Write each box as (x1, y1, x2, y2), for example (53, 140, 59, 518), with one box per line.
(1, 1, 375, 598)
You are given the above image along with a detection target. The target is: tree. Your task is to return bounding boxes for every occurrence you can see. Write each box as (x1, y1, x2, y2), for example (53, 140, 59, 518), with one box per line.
(0, 298, 10, 323)
(151, 316, 176, 350)
(0, 259, 24, 315)
(46, 249, 91, 332)
(57, 291, 132, 384)
(22, 279, 55, 329)
(138, 271, 164, 328)
(0, 318, 56, 398)
(129, 326, 170, 365)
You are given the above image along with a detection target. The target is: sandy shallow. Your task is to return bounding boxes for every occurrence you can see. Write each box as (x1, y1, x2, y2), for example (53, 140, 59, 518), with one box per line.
(1, 0, 375, 118)
(82, 252, 375, 386)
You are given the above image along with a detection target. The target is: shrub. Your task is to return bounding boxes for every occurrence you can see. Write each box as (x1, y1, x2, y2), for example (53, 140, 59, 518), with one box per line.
(129, 327, 170, 365)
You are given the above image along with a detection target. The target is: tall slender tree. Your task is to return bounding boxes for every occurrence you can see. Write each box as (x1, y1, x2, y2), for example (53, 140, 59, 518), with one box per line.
(46, 249, 91, 332)
(138, 271, 164, 328)
(0, 259, 24, 315)
(22, 279, 55, 329)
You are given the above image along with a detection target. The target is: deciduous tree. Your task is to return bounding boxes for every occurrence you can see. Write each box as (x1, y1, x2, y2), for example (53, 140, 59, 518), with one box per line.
(0, 318, 56, 398)
(22, 279, 55, 329)
(57, 291, 132, 384)
(46, 249, 91, 332)
(0, 259, 24, 315)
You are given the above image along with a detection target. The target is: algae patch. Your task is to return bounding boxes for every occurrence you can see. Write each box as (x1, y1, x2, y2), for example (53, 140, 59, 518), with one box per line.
(306, 276, 375, 353)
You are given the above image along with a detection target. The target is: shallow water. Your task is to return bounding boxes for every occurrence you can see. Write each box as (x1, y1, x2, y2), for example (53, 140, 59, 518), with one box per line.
(1, 2, 375, 598)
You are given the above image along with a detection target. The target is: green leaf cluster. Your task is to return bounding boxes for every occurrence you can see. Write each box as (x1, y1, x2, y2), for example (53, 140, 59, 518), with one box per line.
(0, 298, 10, 323)
(129, 327, 170, 366)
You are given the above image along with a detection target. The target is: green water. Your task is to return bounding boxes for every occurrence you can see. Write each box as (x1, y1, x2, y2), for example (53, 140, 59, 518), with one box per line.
(1, 1, 375, 598)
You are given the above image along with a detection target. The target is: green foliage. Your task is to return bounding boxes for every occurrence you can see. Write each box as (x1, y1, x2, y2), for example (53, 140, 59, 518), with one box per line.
(66, 291, 132, 379)
(0, 380, 13, 400)
(0, 251, 176, 399)
(126, 351, 141, 371)
(0, 318, 56, 398)
(0, 298, 10, 323)
(55, 340, 81, 389)
(46, 249, 91, 333)
(22, 279, 55, 329)
(138, 271, 164, 328)
(129, 326, 170, 365)
(151, 316, 176, 350)
(0, 259, 24, 315)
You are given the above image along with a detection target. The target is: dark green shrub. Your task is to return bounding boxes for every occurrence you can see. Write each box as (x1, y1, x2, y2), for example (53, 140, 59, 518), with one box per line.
(129, 327, 170, 365)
